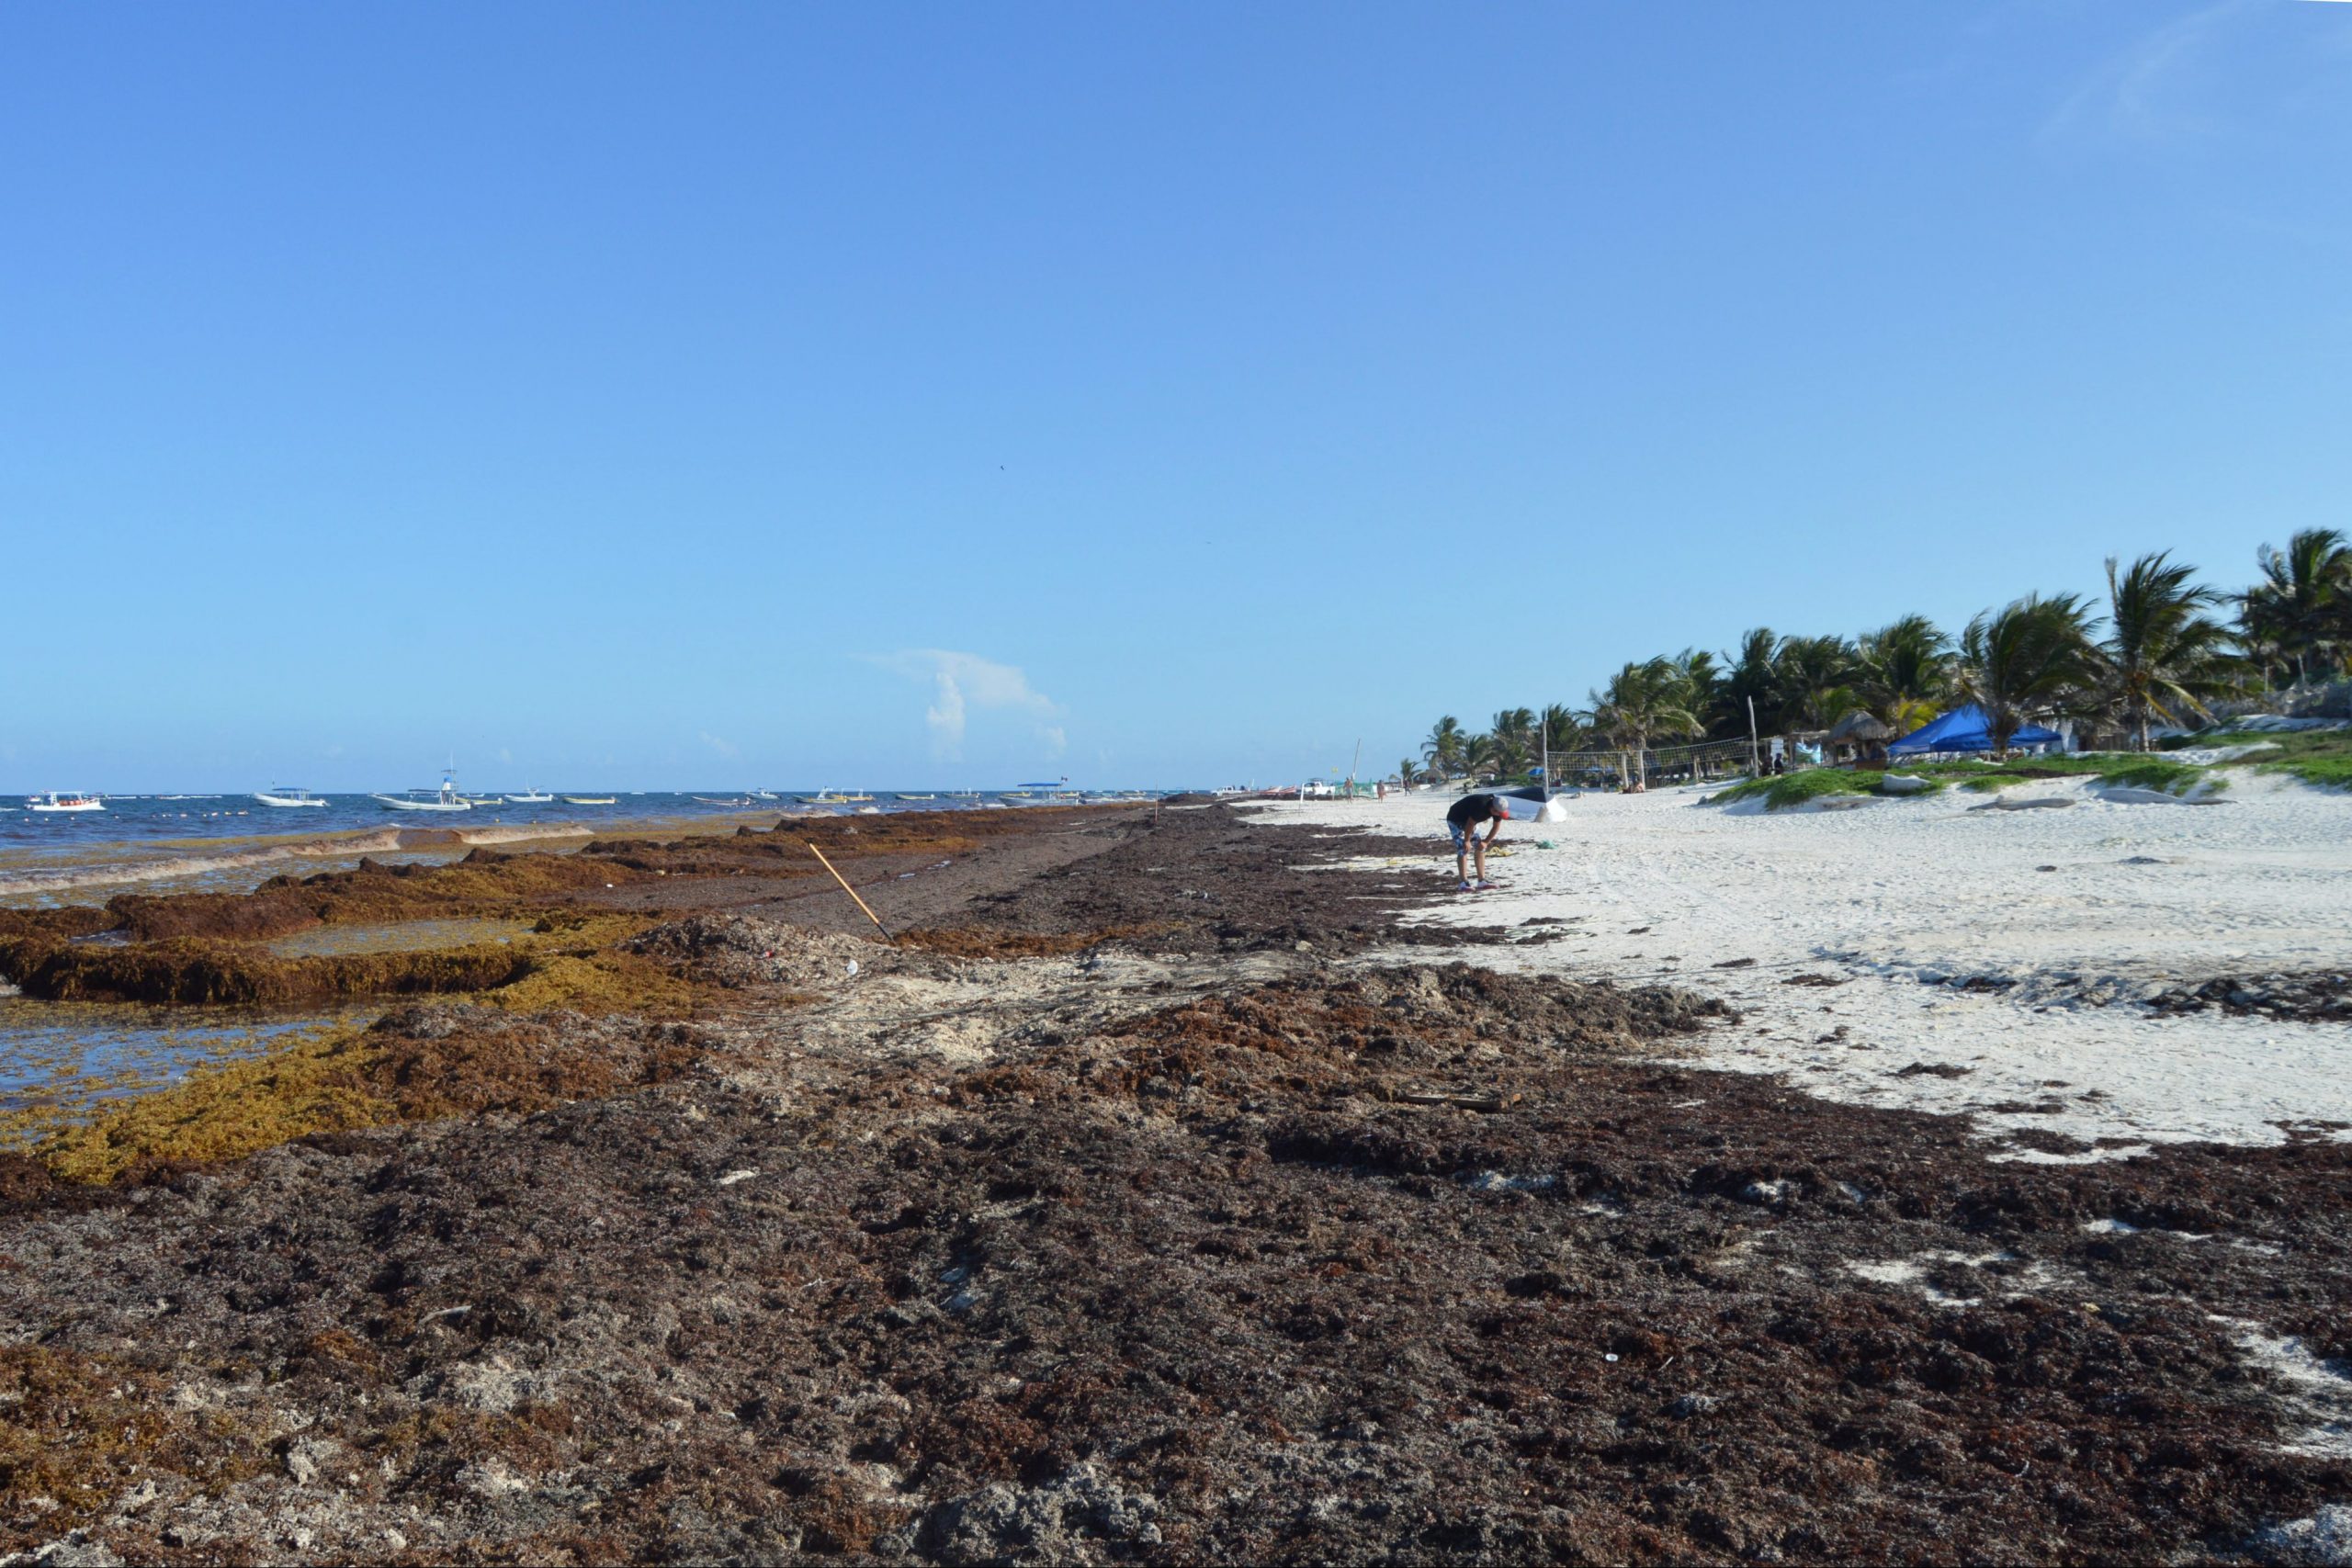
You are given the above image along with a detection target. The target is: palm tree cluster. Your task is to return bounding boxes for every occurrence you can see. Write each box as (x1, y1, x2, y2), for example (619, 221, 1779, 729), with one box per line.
(2241, 529, 2352, 687)
(1410, 536, 2345, 784)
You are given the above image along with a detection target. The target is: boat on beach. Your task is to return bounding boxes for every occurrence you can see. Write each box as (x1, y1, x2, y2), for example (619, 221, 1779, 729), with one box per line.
(26, 792, 104, 813)
(254, 787, 328, 808)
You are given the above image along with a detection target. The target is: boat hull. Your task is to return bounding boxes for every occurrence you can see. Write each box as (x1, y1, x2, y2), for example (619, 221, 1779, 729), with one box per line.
(373, 795, 471, 813)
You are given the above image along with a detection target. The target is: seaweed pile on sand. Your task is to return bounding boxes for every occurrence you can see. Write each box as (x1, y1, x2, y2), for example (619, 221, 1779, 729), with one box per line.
(6, 804, 2348, 1563)
(3, 948, 2349, 1562)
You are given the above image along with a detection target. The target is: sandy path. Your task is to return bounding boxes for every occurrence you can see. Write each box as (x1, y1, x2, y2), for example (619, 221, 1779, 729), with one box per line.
(1270, 777, 2352, 1150)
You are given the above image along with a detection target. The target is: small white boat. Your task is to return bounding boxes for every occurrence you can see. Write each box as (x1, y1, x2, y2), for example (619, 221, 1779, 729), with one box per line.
(376, 794, 471, 812)
(28, 792, 104, 813)
(896, 793, 937, 801)
(504, 790, 554, 804)
(254, 787, 328, 808)
(561, 795, 616, 807)
(749, 789, 779, 801)
(374, 771, 471, 813)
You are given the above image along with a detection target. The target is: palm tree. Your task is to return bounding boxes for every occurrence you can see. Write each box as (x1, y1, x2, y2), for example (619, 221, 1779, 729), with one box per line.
(1588, 658, 1702, 790)
(2101, 553, 2244, 750)
(1538, 704, 1585, 776)
(1671, 649, 1723, 734)
(1421, 716, 1466, 780)
(1855, 615, 1953, 737)
(2241, 529, 2350, 685)
(1396, 758, 1422, 788)
(1955, 592, 2102, 759)
(1774, 634, 1859, 739)
(2236, 619, 2290, 695)
(1717, 627, 1782, 740)
(1472, 708, 1531, 783)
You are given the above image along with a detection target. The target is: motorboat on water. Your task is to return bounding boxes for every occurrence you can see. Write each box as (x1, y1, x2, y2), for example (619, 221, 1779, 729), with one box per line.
(800, 790, 874, 805)
(254, 787, 328, 808)
(27, 792, 104, 813)
(896, 793, 937, 801)
(504, 790, 554, 804)
(374, 771, 471, 813)
(749, 790, 779, 801)
(561, 795, 616, 806)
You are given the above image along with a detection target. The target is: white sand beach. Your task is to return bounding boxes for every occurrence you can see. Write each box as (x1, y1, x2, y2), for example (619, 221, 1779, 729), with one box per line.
(1269, 776, 2352, 1153)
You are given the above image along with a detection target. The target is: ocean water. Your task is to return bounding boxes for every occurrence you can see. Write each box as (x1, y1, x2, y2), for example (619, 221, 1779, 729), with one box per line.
(0, 789, 1144, 904)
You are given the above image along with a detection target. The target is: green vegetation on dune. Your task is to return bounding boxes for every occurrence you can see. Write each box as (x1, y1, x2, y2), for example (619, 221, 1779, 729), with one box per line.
(2094, 759, 2214, 794)
(2278, 758, 2352, 788)
(1708, 771, 1889, 809)
(1901, 754, 2214, 795)
(1712, 751, 2228, 808)
(2160, 728, 2352, 789)
(2211, 729, 2352, 790)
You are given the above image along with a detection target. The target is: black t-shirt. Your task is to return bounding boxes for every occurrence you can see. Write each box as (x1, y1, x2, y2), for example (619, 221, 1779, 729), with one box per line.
(1447, 793, 1502, 829)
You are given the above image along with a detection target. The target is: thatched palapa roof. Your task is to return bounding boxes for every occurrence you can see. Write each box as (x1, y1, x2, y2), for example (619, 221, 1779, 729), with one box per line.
(1824, 711, 1894, 744)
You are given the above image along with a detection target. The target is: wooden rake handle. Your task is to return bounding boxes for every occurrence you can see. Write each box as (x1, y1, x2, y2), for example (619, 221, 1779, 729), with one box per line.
(805, 841, 896, 944)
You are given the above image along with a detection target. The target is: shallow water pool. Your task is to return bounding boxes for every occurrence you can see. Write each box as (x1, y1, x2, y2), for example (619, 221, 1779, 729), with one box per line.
(0, 998, 373, 1127)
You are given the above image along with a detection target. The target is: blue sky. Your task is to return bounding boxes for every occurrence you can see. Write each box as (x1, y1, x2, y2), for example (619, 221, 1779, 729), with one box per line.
(5, 2, 2348, 790)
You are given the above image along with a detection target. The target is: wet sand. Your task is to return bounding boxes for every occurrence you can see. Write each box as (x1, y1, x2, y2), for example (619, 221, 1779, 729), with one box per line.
(1, 805, 2346, 1562)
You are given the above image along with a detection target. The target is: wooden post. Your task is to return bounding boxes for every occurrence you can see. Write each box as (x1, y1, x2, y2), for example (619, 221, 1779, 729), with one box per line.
(806, 841, 895, 943)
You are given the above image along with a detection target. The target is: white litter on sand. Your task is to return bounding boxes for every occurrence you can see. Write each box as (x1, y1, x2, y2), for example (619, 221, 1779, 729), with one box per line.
(1269, 778, 2352, 1150)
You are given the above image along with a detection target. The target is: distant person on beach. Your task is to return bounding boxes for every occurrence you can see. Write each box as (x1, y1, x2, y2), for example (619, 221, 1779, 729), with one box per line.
(1445, 793, 1510, 892)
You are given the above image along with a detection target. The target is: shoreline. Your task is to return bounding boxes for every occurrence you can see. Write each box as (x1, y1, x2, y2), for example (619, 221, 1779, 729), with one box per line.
(0, 811, 801, 904)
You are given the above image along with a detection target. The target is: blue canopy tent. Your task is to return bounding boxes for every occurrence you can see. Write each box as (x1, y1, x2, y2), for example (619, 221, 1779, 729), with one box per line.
(1888, 704, 2062, 758)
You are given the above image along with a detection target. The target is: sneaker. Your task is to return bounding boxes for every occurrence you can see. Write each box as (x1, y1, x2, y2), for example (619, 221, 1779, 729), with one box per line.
(1456, 880, 1475, 893)
(1474, 880, 1499, 891)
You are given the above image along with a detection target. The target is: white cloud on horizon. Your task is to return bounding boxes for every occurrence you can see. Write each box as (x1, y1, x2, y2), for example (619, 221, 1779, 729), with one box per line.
(699, 730, 740, 760)
(874, 649, 1064, 761)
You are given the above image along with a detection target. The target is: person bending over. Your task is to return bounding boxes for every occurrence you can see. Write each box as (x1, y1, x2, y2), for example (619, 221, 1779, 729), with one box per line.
(1445, 793, 1510, 891)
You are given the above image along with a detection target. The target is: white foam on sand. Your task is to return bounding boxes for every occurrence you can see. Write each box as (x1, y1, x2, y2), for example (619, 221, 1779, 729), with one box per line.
(1266, 781, 2352, 1150)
